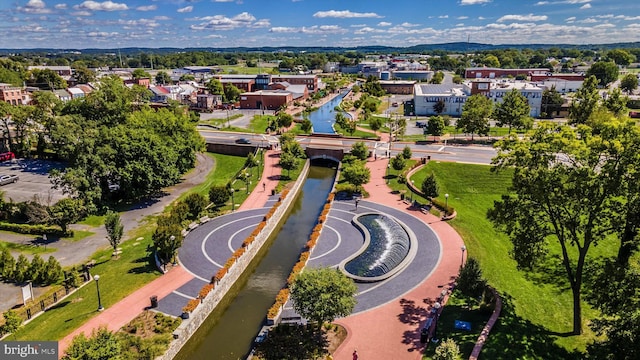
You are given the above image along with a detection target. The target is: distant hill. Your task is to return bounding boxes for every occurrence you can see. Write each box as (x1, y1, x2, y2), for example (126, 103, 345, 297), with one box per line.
(1, 42, 639, 55)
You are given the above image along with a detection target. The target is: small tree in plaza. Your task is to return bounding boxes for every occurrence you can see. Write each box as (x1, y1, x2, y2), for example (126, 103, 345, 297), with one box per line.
(209, 185, 230, 207)
(342, 162, 371, 191)
(401, 145, 412, 160)
(458, 94, 492, 140)
(350, 141, 369, 161)
(290, 267, 357, 327)
(433, 338, 463, 360)
(427, 115, 445, 141)
(391, 153, 406, 174)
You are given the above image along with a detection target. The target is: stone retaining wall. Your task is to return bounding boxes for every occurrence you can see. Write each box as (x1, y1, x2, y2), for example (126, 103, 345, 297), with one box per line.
(157, 159, 311, 360)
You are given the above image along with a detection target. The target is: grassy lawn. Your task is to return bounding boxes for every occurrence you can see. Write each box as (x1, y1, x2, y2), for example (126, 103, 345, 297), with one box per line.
(77, 215, 104, 227)
(411, 162, 617, 358)
(198, 114, 243, 128)
(334, 123, 379, 139)
(61, 230, 95, 242)
(11, 228, 160, 341)
(10, 151, 251, 341)
(0, 240, 57, 255)
(248, 115, 274, 134)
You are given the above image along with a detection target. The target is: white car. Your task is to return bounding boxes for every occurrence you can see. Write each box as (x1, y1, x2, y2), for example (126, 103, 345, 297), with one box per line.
(0, 174, 19, 185)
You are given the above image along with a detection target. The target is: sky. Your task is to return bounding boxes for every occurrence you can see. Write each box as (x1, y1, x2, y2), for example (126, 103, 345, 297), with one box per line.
(1, 0, 640, 49)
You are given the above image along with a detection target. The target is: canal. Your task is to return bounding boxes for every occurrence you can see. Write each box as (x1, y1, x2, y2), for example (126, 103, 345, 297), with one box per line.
(175, 164, 336, 360)
(307, 90, 349, 134)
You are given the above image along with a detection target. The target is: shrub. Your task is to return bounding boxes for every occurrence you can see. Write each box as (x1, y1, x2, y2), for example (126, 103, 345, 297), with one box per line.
(209, 185, 230, 207)
(183, 193, 209, 219)
(198, 283, 215, 299)
(224, 257, 236, 269)
(456, 257, 487, 301)
(421, 172, 439, 199)
(0, 222, 71, 237)
(182, 299, 200, 313)
(213, 268, 227, 282)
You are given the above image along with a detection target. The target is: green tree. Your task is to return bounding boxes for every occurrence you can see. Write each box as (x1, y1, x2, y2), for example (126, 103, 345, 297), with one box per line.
(421, 172, 439, 199)
(493, 89, 532, 133)
(342, 162, 371, 190)
(391, 153, 406, 173)
(254, 323, 328, 360)
(1, 310, 22, 337)
(27, 254, 46, 284)
(334, 112, 347, 129)
(541, 87, 564, 117)
(206, 78, 224, 95)
(276, 112, 293, 129)
(433, 338, 463, 360)
(368, 116, 383, 134)
(452, 75, 463, 84)
(154, 71, 172, 85)
(223, 83, 241, 103)
(14, 254, 29, 283)
(455, 257, 486, 299)
(27, 68, 67, 90)
(458, 94, 492, 140)
(290, 267, 357, 326)
(278, 151, 298, 178)
(586, 61, 619, 87)
(568, 75, 600, 125)
(105, 211, 124, 258)
(65, 267, 83, 289)
(43, 256, 63, 284)
(427, 115, 445, 140)
(482, 54, 500, 68)
(606, 49, 635, 66)
(433, 99, 446, 114)
(401, 145, 412, 160)
(49, 198, 84, 234)
(603, 87, 628, 116)
(63, 326, 122, 360)
(74, 67, 96, 84)
(179, 74, 195, 82)
(153, 219, 183, 265)
(350, 141, 369, 161)
(488, 122, 630, 334)
(300, 118, 313, 133)
(0, 248, 15, 280)
(620, 73, 638, 94)
(132, 69, 150, 80)
(183, 193, 209, 219)
(209, 185, 230, 208)
(430, 71, 445, 84)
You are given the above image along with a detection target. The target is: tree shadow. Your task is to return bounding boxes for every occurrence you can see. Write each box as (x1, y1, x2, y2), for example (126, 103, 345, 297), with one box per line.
(127, 253, 159, 275)
(398, 298, 432, 353)
(522, 254, 572, 292)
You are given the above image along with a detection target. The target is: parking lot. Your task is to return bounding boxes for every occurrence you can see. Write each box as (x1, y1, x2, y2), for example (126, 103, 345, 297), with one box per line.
(0, 159, 66, 204)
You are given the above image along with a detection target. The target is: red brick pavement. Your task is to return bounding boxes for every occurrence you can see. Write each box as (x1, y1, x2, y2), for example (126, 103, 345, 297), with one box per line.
(238, 149, 282, 211)
(332, 157, 466, 360)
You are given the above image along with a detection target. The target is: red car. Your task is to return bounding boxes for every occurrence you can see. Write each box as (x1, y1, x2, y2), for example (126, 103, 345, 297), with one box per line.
(0, 152, 15, 162)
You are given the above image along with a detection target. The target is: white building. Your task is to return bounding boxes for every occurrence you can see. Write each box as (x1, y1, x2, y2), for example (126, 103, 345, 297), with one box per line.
(414, 79, 544, 118)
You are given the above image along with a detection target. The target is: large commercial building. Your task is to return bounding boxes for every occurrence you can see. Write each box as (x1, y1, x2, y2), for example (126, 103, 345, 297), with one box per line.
(414, 79, 544, 118)
(464, 67, 549, 79)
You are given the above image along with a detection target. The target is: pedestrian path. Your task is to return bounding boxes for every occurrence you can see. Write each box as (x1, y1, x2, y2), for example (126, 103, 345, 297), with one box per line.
(59, 149, 283, 355)
(331, 156, 465, 360)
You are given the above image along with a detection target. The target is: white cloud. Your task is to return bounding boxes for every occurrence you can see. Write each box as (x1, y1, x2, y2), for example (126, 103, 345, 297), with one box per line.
(136, 5, 157, 11)
(313, 10, 382, 18)
(270, 25, 347, 34)
(438, 15, 449, 19)
(74, 1, 128, 12)
(54, 3, 67, 9)
(214, 0, 235, 2)
(478, 16, 485, 20)
(457, 16, 469, 20)
(577, 18, 598, 23)
(177, 6, 193, 13)
(205, 34, 224, 38)
(190, 12, 265, 31)
(154, 16, 170, 21)
(350, 24, 367, 27)
(399, 22, 420, 27)
(497, 14, 548, 22)
(270, 27, 297, 33)
(27, 0, 46, 9)
(72, 10, 92, 16)
(565, 16, 576, 23)
(18, 0, 53, 14)
(378, 21, 392, 27)
(580, 4, 591, 9)
(460, 0, 491, 5)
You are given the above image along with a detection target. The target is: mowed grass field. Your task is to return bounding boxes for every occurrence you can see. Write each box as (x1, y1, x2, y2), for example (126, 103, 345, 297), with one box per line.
(412, 161, 618, 358)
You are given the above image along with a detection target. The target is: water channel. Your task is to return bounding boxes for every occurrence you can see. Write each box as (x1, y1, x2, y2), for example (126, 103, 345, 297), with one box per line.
(175, 164, 336, 360)
(307, 90, 350, 134)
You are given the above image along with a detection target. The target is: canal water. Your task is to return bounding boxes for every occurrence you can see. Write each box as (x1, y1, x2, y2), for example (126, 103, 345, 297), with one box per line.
(175, 164, 336, 360)
(308, 90, 349, 134)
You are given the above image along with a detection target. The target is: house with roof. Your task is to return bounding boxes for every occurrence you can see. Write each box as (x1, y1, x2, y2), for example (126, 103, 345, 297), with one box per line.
(149, 86, 170, 103)
(268, 82, 308, 101)
(0, 83, 25, 105)
(53, 89, 72, 102)
(67, 87, 85, 99)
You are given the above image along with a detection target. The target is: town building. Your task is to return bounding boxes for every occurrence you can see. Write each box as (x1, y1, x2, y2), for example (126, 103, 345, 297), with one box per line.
(239, 90, 293, 110)
(0, 83, 25, 105)
(379, 80, 416, 95)
(530, 73, 585, 94)
(464, 67, 549, 79)
(414, 79, 544, 118)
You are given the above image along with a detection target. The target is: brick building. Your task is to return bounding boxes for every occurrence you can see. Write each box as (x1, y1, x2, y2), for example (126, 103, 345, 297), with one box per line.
(239, 90, 293, 110)
(0, 84, 25, 105)
(379, 80, 416, 95)
(464, 67, 549, 79)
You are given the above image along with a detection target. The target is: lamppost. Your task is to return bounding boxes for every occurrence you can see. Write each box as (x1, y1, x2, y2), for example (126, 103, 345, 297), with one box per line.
(431, 301, 441, 343)
(94, 274, 104, 311)
(167, 235, 175, 271)
(444, 193, 449, 215)
(256, 160, 261, 180)
(247, 180, 251, 194)
(461, 245, 466, 268)
(230, 188, 235, 212)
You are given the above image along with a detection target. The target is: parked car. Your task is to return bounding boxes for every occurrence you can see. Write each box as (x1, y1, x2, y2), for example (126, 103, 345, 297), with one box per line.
(0, 174, 19, 185)
(0, 152, 15, 162)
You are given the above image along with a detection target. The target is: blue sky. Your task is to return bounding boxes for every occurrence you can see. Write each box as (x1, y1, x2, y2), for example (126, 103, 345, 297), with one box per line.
(1, 0, 639, 49)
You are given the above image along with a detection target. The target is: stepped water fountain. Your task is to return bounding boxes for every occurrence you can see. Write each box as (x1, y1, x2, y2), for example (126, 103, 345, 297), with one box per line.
(340, 213, 417, 282)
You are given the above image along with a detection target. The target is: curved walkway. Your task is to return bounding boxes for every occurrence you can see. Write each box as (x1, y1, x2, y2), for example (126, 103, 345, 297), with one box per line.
(59, 149, 282, 354)
(331, 157, 466, 360)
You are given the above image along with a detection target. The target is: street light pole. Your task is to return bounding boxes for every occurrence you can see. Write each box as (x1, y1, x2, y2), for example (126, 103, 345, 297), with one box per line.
(387, 164, 391, 184)
(168, 235, 175, 271)
(230, 188, 235, 212)
(444, 193, 449, 215)
(431, 301, 441, 343)
(94, 274, 104, 311)
(461, 245, 466, 268)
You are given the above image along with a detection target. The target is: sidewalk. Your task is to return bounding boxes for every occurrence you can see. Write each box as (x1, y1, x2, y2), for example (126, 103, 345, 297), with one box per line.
(59, 150, 282, 355)
(332, 157, 465, 360)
